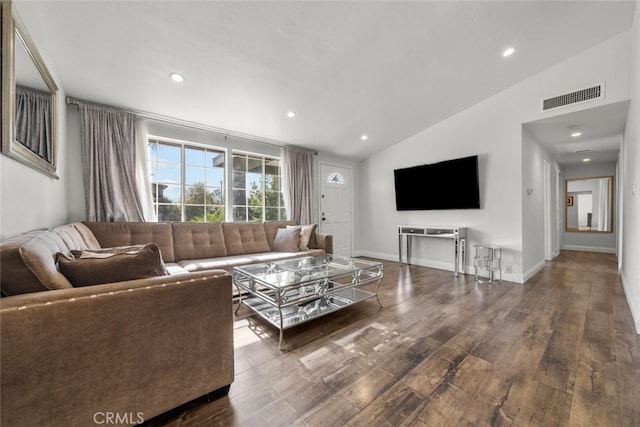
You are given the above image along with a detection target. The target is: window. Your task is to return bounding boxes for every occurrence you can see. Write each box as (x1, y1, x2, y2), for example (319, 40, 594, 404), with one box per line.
(148, 139, 225, 222)
(232, 153, 286, 222)
(327, 172, 345, 184)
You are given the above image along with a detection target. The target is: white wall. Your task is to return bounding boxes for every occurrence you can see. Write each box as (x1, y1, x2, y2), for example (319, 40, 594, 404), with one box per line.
(0, 2, 68, 240)
(620, 0, 640, 333)
(356, 29, 631, 284)
(521, 127, 560, 278)
(562, 162, 618, 253)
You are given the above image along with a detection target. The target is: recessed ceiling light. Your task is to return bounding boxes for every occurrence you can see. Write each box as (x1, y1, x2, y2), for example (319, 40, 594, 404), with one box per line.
(361, 135, 368, 141)
(169, 73, 184, 83)
(286, 111, 296, 118)
(571, 132, 582, 137)
(502, 47, 515, 57)
(582, 158, 591, 162)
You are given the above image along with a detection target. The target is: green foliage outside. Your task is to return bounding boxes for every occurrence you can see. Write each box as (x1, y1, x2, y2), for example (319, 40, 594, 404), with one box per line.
(185, 182, 224, 222)
(245, 175, 282, 222)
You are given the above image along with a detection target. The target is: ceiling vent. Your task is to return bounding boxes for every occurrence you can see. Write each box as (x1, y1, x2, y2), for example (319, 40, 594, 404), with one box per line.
(542, 83, 604, 111)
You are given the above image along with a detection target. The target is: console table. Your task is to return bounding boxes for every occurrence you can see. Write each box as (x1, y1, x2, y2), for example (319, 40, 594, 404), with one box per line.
(398, 225, 467, 277)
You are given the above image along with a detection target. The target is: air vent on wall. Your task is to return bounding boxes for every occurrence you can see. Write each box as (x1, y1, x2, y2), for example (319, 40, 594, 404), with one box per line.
(542, 83, 604, 111)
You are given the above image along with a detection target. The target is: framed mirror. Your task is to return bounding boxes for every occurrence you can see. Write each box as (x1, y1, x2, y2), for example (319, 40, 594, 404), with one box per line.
(565, 176, 613, 233)
(1, 0, 59, 179)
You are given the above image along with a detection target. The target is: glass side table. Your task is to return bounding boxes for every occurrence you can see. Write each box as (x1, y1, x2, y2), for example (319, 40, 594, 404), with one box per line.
(473, 244, 502, 283)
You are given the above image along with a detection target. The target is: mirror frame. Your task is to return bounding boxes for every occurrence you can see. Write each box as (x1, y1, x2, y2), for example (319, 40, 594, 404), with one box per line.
(1, 0, 59, 179)
(565, 175, 614, 233)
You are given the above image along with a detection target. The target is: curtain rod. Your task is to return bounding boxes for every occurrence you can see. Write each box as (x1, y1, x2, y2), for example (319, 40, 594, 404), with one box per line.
(65, 96, 289, 150)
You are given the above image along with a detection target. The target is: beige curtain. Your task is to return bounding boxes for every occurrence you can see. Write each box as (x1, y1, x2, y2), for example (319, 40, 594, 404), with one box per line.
(79, 103, 145, 222)
(281, 146, 316, 224)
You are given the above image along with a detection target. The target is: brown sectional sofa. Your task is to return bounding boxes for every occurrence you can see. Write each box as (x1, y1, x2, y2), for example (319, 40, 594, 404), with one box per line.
(0, 220, 332, 427)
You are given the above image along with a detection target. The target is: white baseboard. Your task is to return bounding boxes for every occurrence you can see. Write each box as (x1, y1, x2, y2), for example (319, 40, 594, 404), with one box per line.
(354, 250, 524, 283)
(620, 268, 640, 335)
(354, 250, 396, 262)
(562, 244, 616, 254)
(523, 260, 545, 284)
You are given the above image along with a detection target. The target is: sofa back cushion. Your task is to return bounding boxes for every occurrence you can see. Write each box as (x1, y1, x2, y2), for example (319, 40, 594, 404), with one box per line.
(1, 223, 102, 295)
(222, 223, 270, 256)
(172, 222, 227, 261)
(83, 222, 175, 262)
(20, 232, 75, 291)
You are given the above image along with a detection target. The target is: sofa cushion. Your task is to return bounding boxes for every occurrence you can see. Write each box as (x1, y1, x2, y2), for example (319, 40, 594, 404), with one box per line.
(222, 223, 270, 256)
(83, 222, 175, 262)
(1, 230, 50, 295)
(172, 222, 227, 261)
(289, 224, 317, 250)
(18, 231, 75, 291)
(178, 249, 326, 272)
(57, 244, 169, 287)
(273, 226, 301, 252)
(1, 223, 102, 295)
(53, 223, 102, 250)
(263, 220, 297, 250)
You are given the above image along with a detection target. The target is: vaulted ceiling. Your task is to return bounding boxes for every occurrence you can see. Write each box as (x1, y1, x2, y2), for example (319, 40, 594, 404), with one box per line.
(18, 1, 636, 161)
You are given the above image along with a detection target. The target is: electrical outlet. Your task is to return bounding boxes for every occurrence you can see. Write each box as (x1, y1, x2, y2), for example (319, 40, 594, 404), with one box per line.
(504, 265, 512, 274)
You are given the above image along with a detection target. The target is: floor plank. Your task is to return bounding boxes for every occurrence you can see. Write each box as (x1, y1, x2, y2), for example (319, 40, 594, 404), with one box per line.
(146, 251, 640, 427)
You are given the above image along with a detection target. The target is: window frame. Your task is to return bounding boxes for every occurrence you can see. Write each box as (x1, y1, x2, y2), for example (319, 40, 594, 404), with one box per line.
(231, 150, 286, 222)
(147, 137, 286, 223)
(148, 136, 226, 222)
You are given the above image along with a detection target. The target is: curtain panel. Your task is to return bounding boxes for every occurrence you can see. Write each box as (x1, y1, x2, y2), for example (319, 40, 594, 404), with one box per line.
(597, 177, 611, 231)
(79, 103, 146, 222)
(15, 86, 52, 160)
(281, 146, 316, 225)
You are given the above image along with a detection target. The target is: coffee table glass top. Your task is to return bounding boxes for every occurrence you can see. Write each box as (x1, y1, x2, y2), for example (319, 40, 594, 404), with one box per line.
(234, 254, 382, 290)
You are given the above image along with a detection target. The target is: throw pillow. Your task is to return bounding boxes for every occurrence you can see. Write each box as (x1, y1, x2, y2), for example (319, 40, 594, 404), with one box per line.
(273, 227, 301, 252)
(57, 244, 169, 287)
(288, 224, 317, 250)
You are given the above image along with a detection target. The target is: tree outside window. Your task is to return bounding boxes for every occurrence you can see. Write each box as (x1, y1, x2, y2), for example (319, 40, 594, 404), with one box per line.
(148, 139, 225, 222)
(232, 153, 285, 222)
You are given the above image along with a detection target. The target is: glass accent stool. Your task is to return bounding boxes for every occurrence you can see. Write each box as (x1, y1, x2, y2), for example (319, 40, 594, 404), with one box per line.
(473, 244, 502, 283)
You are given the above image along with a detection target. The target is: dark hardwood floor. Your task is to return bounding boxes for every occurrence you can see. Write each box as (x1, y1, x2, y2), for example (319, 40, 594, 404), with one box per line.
(149, 251, 640, 426)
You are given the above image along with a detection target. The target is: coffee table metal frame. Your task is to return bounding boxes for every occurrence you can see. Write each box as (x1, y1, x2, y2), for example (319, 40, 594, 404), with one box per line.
(233, 255, 384, 349)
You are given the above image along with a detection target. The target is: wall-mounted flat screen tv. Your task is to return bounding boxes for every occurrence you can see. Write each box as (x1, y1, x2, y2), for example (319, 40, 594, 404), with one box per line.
(394, 155, 480, 210)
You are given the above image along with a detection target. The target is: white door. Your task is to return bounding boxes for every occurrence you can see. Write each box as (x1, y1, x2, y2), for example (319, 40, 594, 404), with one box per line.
(319, 163, 352, 256)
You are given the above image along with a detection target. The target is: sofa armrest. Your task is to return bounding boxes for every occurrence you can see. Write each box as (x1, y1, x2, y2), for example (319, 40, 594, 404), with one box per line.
(314, 233, 333, 254)
(1, 271, 234, 426)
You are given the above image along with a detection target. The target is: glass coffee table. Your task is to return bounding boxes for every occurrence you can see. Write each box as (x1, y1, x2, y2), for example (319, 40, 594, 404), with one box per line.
(233, 255, 384, 349)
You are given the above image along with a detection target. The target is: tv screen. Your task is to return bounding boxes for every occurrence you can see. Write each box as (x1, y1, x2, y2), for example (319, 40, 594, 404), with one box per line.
(394, 155, 480, 210)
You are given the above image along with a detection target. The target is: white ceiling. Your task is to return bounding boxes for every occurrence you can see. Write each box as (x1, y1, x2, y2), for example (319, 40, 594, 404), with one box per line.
(524, 100, 629, 166)
(19, 0, 635, 161)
